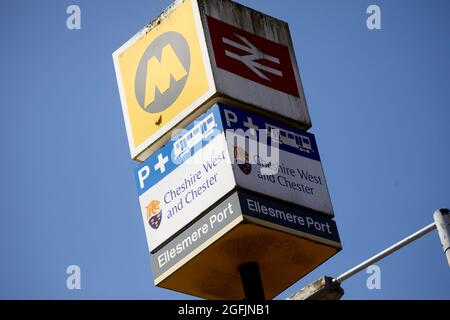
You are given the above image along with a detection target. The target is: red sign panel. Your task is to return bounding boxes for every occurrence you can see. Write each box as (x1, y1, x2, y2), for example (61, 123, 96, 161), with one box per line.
(207, 15, 299, 97)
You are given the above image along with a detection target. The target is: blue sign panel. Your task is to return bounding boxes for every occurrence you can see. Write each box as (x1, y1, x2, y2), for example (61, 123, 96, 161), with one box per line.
(134, 106, 224, 196)
(218, 103, 320, 161)
(238, 192, 340, 244)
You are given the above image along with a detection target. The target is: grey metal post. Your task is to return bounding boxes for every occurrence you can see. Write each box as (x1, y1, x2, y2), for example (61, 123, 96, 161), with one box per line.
(433, 208, 450, 267)
(333, 222, 437, 284)
(289, 209, 450, 300)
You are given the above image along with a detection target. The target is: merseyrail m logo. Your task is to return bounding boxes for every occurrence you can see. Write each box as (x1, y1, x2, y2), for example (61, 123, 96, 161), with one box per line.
(135, 32, 190, 113)
(113, 0, 211, 159)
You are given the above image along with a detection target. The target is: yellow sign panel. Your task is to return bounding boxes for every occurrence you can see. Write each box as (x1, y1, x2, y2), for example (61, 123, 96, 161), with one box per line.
(114, 0, 211, 159)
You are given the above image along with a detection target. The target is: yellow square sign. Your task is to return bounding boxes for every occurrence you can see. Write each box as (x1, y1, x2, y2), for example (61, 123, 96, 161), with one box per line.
(113, 0, 214, 160)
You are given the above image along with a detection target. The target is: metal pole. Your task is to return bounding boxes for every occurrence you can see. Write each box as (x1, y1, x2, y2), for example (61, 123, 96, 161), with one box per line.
(239, 262, 265, 301)
(334, 222, 437, 284)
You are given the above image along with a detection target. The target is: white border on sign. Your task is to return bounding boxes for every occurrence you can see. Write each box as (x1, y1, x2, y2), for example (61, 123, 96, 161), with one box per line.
(153, 215, 243, 285)
(112, 0, 217, 160)
(243, 216, 342, 249)
(198, 0, 311, 127)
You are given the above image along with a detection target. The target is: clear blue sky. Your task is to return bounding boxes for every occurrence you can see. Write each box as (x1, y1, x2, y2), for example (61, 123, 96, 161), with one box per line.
(0, 0, 449, 299)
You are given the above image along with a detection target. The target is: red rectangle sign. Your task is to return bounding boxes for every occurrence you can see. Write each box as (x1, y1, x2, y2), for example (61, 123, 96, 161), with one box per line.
(207, 15, 299, 97)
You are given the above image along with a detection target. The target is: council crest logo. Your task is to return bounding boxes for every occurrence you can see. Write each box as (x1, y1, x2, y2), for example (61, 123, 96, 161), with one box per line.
(234, 146, 252, 175)
(146, 200, 162, 229)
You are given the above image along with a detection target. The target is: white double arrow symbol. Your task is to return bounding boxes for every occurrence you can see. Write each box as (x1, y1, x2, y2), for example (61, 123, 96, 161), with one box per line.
(222, 34, 283, 81)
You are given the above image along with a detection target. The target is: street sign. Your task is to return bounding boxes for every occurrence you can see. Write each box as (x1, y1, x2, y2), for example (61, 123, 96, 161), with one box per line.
(113, 0, 310, 161)
(152, 190, 341, 300)
(199, 0, 310, 129)
(207, 15, 299, 97)
(219, 104, 334, 216)
(152, 193, 244, 285)
(135, 102, 334, 252)
(134, 107, 235, 252)
(113, 0, 215, 161)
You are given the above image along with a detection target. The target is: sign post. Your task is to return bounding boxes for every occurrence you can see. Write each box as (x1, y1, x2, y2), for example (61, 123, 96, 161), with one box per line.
(113, 0, 342, 300)
(134, 103, 337, 254)
(113, 0, 310, 161)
